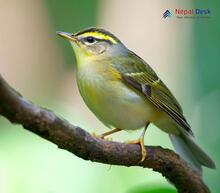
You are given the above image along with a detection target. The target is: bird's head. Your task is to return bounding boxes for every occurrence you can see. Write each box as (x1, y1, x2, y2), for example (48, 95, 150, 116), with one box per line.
(57, 27, 126, 61)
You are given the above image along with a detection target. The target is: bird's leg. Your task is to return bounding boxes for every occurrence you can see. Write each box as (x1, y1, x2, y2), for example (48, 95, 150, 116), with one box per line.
(92, 128, 122, 139)
(126, 123, 149, 163)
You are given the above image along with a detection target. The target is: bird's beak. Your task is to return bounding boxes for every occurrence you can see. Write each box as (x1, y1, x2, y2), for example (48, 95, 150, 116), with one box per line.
(56, 31, 76, 41)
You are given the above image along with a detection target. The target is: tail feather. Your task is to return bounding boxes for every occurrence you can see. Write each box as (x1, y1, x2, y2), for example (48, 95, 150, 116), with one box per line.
(169, 132, 216, 175)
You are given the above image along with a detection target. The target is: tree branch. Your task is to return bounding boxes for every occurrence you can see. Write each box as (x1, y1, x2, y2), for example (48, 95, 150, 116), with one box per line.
(0, 74, 210, 193)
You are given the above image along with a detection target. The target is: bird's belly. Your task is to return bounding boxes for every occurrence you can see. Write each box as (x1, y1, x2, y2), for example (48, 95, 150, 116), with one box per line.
(77, 73, 161, 130)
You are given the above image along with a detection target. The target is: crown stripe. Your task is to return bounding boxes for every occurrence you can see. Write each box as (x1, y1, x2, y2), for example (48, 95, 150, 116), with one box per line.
(74, 28, 120, 44)
(81, 32, 117, 44)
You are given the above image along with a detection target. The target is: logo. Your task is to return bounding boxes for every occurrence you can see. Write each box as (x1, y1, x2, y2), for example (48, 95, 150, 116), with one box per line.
(163, 9, 211, 19)
(163, 10, 172, 18)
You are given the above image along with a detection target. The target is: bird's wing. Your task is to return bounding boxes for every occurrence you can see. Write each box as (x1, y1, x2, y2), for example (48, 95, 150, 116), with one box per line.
(112, 51, 192, 135)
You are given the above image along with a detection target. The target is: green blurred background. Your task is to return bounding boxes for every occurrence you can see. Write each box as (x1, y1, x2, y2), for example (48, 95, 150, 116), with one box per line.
(0, 1, 219, 193)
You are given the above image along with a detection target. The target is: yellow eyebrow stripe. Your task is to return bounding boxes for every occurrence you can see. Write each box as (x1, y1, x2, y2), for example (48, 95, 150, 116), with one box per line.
(81, 32, 118, 44)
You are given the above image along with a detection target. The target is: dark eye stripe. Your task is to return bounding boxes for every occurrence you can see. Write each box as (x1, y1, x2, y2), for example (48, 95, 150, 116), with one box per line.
(82, 36, 113, 45)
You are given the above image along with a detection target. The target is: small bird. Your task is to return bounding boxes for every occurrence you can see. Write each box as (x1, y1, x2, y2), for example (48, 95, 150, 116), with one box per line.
(57, 27, 215, 173)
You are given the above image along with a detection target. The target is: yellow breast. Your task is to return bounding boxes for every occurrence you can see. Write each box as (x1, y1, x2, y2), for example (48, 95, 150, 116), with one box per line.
(76, 60, 161, 130)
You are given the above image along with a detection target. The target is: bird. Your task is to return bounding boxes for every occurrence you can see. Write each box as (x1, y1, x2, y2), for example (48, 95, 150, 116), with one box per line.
(56, 27, 215, 174)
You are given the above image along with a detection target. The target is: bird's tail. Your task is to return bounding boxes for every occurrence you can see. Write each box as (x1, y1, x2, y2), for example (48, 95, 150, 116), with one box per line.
(169, 132, 216, 174)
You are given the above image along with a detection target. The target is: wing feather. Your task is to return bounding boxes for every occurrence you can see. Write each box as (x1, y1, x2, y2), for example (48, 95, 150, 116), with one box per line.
(113, 51, 193, 135)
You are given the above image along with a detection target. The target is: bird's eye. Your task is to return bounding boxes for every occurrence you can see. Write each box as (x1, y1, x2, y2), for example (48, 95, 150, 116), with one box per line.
(85, 36, 96, 44)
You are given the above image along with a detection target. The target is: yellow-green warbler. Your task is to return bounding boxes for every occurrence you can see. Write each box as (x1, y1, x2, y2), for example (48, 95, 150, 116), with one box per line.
(57, 28, 215, 173)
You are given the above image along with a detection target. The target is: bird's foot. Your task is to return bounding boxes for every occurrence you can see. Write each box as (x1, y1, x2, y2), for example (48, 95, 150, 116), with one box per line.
(126, 137, 147, 163)
(92, 128, 121, 140)
(92, 132, 103, 138)
(92, 132, 112, 140)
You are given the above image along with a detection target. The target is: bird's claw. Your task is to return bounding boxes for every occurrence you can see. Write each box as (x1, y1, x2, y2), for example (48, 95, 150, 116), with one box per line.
(126, 137, 147, 163)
